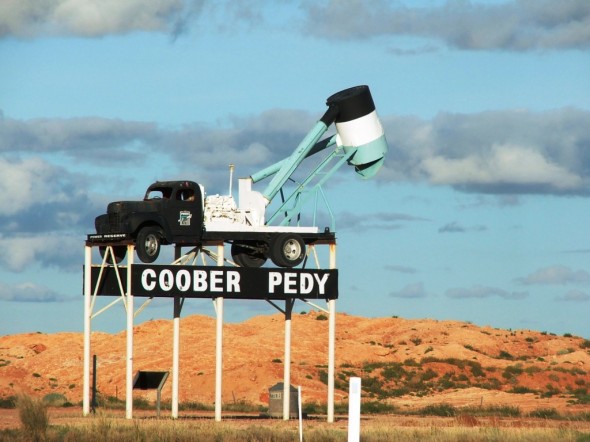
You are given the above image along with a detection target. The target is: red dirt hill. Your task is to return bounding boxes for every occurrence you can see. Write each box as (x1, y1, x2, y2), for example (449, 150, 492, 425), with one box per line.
(1, 312, 589, 413)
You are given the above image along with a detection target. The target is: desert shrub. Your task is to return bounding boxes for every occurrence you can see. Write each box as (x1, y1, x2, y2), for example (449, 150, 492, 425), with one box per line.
(179, 401, 214, 411)
(541, 384, 560, 398)
(17, 394, 48, 441)
(419, 403, 457, 417)
(421, 369, 438, 382)
(302, 401, 322, 414)
(362, 376, 385, 397)
(436, 372, 456, 390)
(362, 361, 388, 372)
(316, 314, 328, 321)
(389, 387, 410, 397)
(474, 378, 502, 390)
(361, 400, 396, 414)
(454, 373, 469, 382)
(381, 363, 407, 381)
(580, 340, 590, 349)
(0, 396, 17, 408)
(225, 400, 263, 413)
(470, 362, 485, 377)
(509, 386, 536, 394)
(133, 397, 151, 409)
(318, 369, 328, 385)
(574, 393, 590, 404)
(528, 407, 560, 419)
(43, 392, 68, 407)
(569, 366, 587, 375)
(410, 337, 422, 346)
(524, 366, 542, 375)
(502, 365, 523, 379)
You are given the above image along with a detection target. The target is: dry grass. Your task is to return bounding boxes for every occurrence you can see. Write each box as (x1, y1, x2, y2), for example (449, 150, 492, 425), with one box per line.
(2, 406, 590, 441)
(16, 395, 48, 442)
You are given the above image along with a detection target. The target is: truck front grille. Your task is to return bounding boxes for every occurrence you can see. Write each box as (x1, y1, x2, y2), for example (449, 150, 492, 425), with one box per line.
(108, 212, 121, 231)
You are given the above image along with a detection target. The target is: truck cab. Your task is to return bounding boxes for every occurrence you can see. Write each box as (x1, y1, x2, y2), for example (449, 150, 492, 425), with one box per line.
(93, 181, 204, 262)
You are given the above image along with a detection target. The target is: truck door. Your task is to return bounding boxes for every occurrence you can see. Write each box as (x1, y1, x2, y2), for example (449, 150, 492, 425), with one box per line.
(165, 184, 203, 238)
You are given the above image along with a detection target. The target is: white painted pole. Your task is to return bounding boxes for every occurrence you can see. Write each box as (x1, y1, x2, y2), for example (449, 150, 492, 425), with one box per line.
(327, 242, 336, 423)
(298, 385, 303, 442)
(83, 245, 92, 416)
(172, 247, 181, 419)
(125, 246, 134, 420)
(215, 244, 224, 422)
(283, 301, 292, 420)
(347, 377, 361, 442)
(172, 299, 180, 418)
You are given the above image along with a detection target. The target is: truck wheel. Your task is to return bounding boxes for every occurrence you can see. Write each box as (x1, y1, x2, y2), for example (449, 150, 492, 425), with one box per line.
(231, 241, 267, 268)
(271, 233, 305, 268)
(99, 246, 127, 264)
(136, 226, 162, 263)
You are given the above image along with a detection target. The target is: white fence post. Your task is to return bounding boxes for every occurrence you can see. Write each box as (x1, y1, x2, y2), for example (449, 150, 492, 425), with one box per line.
(348, 377, 361, 442)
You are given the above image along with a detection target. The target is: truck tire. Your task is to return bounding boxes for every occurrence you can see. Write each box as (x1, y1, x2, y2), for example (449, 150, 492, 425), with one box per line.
(271, 233, 305, 268)
(99, 246, 127, 264)
(231, 241, 267, 268)
(136, 226, 162, 263)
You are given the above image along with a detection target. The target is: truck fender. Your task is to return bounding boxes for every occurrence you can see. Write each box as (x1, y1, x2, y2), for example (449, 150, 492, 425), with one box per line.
(127, 214, 171, 243)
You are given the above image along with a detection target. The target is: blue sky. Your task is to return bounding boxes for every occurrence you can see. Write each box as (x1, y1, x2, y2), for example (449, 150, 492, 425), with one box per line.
(1, 0, 589, 337)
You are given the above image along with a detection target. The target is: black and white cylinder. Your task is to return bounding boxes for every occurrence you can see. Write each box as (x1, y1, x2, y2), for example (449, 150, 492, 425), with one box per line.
(326, 85, 388, 179)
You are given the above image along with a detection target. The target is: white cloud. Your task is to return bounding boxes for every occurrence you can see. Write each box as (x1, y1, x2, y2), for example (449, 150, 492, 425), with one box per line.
(0, 0, 204, 38)
(389, 282, 427, 299)
(517, 265, 590, 285)
(0, 234, 80, 272)
(556, 290, 590, 302)
(379, 108, 590, 196)
(384, 265, 417, 274)
(302, 0, 590, 51)
(0, 281, 63, 302)
(0, 157, 69, 216)
(445, 285, 527, 300)
(423, 145, 582, 191)
(438, 222, 487, 234)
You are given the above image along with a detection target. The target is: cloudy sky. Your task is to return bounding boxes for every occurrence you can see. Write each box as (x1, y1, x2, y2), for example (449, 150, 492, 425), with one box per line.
(1, 0, 589, 337)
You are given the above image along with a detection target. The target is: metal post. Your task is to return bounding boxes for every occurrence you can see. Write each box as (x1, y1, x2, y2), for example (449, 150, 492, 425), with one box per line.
(215, 244, 224, 422)
(157, 389, 162, 418)
(83, 245, 92, 416)
(283, 299, 293, 420)
(172, 246, 182, 419)
(91, 355, 97, 413)
(125, 245, 134, 420)
(328, 242, 336, 423)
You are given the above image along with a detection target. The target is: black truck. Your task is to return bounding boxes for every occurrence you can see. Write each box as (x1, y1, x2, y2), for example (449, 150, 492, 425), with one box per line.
(89, 180, 334, 267)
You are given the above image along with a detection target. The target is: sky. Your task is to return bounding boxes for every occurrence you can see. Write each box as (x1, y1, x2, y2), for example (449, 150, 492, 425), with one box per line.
(0, 0, 589, 338)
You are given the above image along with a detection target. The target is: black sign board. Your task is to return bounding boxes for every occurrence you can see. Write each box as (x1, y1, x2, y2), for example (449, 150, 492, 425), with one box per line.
(133, 371, 169, 390)
(87, 265, 338, 300)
